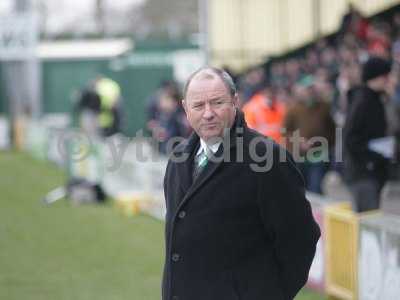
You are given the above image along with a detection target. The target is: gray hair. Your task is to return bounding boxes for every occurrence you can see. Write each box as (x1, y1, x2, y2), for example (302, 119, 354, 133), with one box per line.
(182, 66, 237, 99)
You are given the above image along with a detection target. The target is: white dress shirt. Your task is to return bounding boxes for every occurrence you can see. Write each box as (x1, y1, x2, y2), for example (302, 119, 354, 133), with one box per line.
(196, 139, 221, 157)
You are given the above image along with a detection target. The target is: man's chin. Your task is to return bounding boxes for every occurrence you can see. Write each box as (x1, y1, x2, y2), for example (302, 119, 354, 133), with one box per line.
(200, 130, 223, 142)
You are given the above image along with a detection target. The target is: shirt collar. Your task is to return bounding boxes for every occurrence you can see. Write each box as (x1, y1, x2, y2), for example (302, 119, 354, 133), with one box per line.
(196, 138, 221, 156)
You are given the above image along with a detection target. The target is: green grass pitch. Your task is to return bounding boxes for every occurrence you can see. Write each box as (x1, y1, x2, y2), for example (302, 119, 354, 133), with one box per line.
(0, 151, 325, 300)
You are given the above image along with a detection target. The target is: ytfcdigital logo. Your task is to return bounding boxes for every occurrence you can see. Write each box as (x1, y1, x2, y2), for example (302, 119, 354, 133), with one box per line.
(56, 127, 344, 173)
(57, 129, 94, 162)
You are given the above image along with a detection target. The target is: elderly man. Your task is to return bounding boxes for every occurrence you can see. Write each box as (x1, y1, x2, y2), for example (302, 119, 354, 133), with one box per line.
(162, 67, 320, 300)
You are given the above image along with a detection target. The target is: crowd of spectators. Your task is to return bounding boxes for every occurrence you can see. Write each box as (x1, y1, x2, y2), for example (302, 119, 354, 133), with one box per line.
(238, 5, 400, 197)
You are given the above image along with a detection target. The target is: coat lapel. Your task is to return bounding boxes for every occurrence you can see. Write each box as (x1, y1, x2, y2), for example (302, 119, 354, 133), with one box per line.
(174, 132, 198, 201)
(176, 149, 195, 197)
(180, 145, 225, 205)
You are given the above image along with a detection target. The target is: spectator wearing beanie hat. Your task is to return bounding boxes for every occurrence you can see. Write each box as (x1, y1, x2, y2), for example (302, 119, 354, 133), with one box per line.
(362, 56, 392, 82)
(344, 56, 392, 212)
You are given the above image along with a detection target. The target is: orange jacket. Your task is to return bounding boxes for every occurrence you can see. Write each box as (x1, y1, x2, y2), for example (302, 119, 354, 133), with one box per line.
(243, 93, 286, 144)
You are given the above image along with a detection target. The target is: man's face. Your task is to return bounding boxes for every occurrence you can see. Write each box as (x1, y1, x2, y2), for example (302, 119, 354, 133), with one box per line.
(183, 75, 238, 142)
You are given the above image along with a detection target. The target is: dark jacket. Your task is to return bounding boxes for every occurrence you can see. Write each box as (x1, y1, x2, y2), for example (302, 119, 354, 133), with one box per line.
(344, 86, 389, 184)
(162, 112, 320, 300)
(157, 109, 187, 155)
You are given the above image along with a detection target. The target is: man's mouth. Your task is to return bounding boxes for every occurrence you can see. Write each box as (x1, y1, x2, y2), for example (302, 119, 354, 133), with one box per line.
(202, 123, 218, 129)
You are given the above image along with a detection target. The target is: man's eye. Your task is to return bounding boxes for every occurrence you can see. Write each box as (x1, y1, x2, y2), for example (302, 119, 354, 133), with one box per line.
(193, 104, 204, 110)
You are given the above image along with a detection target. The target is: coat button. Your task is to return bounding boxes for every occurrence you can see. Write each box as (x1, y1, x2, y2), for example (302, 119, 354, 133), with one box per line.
(178, 211, 186, 219)
(172, 253, 180, 262)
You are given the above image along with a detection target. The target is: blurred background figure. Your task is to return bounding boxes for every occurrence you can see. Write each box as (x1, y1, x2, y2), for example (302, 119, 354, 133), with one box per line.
(75, 76, 122, 138)
(283, 77, 336, 194)
(243, 82, 286, 144)
(339, 3, 369, 42)
(146, 80, 189, 154)
(237, 66, 266, 104)
(74, 78, 101, 136)
(336, 62, 362, 126)
(96, 76, 123, 137)
(150, 90, 188, 154)
(146, 80, 181, 132)
(344, 56, 392, 212)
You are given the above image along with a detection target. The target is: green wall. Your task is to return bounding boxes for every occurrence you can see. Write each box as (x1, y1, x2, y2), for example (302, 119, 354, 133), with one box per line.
(41, 58, 173, 136)
(41, 59, 108, 114)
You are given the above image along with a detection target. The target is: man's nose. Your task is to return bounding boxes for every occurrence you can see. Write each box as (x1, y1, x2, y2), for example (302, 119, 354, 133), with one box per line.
(202, 103, 215, 119)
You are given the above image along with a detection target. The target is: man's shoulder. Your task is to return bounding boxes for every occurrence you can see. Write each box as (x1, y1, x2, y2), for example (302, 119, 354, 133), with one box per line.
(244, 127, 282, 151)
(166, 136, 195, 166)
(171, 138, 189, 154)
(240, 126, 303, 184)
(242, 126, 289, 165)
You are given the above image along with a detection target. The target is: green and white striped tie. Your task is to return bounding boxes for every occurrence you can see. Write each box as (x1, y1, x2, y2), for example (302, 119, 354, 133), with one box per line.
(193, 148, 209, 180)
(198, 150, 208, 168)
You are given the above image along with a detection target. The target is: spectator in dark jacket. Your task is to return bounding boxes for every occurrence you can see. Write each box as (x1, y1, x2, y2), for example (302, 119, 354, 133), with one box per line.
(150, 91, 188, 154)
(344, 56, 392, 212)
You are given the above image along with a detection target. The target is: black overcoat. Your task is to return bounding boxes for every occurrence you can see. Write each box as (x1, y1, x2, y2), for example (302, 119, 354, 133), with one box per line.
(162, 112, 320, 300)
(344, 86, 389, 185)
